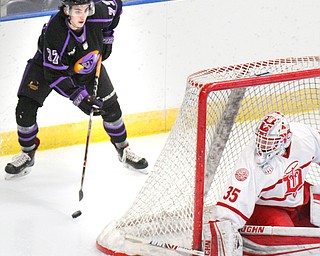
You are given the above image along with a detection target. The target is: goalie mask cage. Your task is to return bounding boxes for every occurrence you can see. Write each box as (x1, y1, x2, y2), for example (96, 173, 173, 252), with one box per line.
(96, 56, 320, 256)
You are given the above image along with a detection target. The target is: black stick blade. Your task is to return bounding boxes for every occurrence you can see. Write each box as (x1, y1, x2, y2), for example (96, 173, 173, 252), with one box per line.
(79, 189, 84, 201)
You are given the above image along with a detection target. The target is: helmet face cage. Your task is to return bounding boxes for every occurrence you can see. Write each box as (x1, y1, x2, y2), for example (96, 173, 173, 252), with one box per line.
(254, 111, 292, 166)
(62, 0, 95, 16)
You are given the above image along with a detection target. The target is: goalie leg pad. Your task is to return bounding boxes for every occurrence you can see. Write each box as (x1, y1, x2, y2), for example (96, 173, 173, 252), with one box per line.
(310, 185, 320, 227)
(204, 220, 243, 256)
(203, 222, 214, 256)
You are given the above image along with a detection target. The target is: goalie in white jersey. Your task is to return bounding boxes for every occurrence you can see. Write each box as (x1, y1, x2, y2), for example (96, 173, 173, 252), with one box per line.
(206, 111, 320, 255)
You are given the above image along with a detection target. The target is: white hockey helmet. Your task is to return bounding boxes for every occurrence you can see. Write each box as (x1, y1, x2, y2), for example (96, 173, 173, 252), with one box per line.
(254, 111, 292, 166)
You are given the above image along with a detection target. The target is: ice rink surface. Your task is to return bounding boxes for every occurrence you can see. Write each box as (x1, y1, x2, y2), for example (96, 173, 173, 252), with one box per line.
(0, 133, 168, 256)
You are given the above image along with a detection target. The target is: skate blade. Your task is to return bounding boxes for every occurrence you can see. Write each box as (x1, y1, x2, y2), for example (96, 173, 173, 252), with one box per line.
(5, 168, 32, 180)
(123, 163, 149, 175)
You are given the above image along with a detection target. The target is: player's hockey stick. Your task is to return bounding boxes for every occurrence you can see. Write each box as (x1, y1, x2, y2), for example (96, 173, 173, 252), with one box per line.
(73, 56, 102, 218)
(78, 55, 102, 202)
(240, 225, 320, 237)
(125, 235, 204, 256)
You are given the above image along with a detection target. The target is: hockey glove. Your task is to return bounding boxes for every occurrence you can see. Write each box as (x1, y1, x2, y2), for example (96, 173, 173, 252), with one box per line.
(71, 89, 103, 115)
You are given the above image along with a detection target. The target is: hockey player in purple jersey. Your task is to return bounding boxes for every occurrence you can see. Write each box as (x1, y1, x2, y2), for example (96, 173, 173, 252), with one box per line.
(5, 0, 148, 179)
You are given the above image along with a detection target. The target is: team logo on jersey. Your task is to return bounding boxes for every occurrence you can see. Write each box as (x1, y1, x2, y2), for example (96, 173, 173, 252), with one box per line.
(283, 160, 304, 197)
(74, 50, 100, 74)
(235, 168, 249, 181)
(27, 80, 39, 90)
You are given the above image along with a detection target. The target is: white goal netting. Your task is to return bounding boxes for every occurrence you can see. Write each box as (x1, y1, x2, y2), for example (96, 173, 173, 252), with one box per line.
(97, 56, 320, 256)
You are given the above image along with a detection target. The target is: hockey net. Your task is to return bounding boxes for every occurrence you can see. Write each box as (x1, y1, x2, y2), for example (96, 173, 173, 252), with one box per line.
(96, 56, 320, 256)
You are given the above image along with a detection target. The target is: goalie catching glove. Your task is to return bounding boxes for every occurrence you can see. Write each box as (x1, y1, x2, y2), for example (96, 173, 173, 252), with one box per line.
(71, 88, 103, 115)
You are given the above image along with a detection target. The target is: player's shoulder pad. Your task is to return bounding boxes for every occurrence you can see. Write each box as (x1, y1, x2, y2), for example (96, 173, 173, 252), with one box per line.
(45, 11, 69, 48)
(94, 0, 122, 19)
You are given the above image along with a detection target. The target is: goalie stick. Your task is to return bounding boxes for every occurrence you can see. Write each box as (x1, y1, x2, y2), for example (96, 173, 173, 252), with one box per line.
(124, 226, 320, 255)
(125, 234, 205, 256)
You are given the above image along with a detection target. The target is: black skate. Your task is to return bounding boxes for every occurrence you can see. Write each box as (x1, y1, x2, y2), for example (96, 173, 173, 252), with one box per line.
(114, 143, 148, 174)
(5, 138, 39, 180)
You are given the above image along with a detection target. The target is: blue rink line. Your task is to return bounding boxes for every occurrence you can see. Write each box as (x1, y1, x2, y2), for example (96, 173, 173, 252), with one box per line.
(0, 0, 172, 22)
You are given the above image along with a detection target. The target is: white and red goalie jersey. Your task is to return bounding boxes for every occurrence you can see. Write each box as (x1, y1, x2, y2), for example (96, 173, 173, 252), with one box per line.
(210, 122, 320, 230)
(206, 122, 320, 256)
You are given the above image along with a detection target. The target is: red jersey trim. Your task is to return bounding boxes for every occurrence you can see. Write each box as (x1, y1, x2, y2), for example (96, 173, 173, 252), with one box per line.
(260, 160, 312, 194)
(260, 182, 311, 205)
(314, 194, 320, 200)
(216, 202, 249, 222)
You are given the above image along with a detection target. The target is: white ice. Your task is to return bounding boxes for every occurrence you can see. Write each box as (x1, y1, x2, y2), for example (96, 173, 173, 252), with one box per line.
(0, 133, 168, 256)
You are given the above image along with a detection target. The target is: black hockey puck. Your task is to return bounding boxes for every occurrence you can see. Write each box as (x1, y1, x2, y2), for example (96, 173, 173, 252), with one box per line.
(72, 210, 82, 218)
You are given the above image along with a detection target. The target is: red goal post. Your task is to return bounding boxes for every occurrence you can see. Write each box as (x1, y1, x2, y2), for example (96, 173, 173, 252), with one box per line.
(97, 56, 320, 256)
